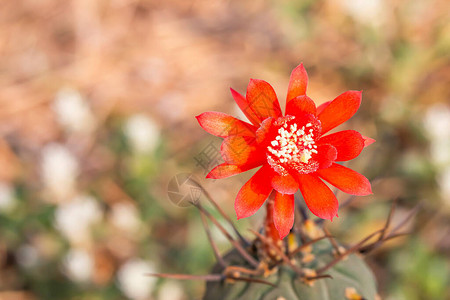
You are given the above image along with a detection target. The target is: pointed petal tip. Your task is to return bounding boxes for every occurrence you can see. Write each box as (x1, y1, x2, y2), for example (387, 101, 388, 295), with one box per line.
(235, 209, 252, 220)
(286, 63, 309, 102)
(358, 180, 373, 196)
(317, 164, 372, 196)
(329, 213, 339, 222)
(363, 187, 373, 196)
(363, 136, 376, 147)
(293, 62, 305, 70)
(278, 231, 289, 240)
(230, 87, 241, 97)
(229, 87, 237, 97)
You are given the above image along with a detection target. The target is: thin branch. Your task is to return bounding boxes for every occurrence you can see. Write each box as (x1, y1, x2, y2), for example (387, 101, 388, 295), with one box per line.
(288, 235, 331, 258)
(147, 272, 275, 287)
(304, 274, 333, 281)
(359, 202, 420, 254)
(195, 203, 259, 268)
(316, 229, 383, 274)
(380, 198, 397, 240)
(147, 273, 223, 281)
(389, 203, 421, 234)
(223, 265, 264, 277)
(200, 211, 226, 268)
(228, 275, 277, 287)
(192, 179, 249, 246)
(323, 227, 341, 255)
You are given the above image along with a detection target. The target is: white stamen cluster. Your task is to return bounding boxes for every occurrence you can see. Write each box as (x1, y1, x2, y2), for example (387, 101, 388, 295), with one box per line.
(267, 116, 318, 176)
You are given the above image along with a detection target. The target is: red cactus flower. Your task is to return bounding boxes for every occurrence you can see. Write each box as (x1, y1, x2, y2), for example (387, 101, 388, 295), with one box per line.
(196, 64, 375, 239)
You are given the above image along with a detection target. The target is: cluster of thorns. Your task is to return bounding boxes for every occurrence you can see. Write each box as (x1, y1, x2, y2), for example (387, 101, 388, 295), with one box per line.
(151, 180, 418, 291)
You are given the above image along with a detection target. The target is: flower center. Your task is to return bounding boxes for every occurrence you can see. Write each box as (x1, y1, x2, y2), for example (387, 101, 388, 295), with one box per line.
(266, 115, 319, 176)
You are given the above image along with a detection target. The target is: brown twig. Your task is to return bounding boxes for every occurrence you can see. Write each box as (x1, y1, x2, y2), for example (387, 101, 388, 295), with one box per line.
(323, 227, 342, 255)
(304, 274, 333, 281)
(389, 203, 421, 235)
(227, 275, 276, 287)
(223, 265, 264, 277)
(192, 179, 249, 246)
(200, 211, 227, 268)
(316, 229, 383, 274)
(147, 273, 223, 281)
(359, 202, 420, 254)
(195, 203, 259, 268)
(288, 235, 331, 258)
(147, 272, 275, 287)
(380, 198, 397, 239)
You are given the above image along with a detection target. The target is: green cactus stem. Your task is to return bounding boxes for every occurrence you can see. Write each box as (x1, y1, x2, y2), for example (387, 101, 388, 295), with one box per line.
(203, 237, 378, 300)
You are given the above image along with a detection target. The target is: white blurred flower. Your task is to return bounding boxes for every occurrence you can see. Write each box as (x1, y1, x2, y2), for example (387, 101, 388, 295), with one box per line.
(339, 0, 385, 26)
(16, 244, 39, 269)
(117, 258, 157, 300)
(0, 182, 15, 212)
(110, 202, 141, 234)
(124, 114, 160, 154)
(55, 194, 102, 244)
(63, 249, 94, 282)
(424, 103, 450, 139)
(53, 87, 96, 134)
(41, 143, 79, 202)
(424, 103, 450, 166)
(424, 104, 450, 205)
(157, 280, 185, 300)
(438, 166, 450, 205)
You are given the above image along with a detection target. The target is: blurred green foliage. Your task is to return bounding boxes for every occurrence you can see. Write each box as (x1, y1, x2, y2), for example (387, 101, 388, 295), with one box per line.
(0, 0, 449, 299)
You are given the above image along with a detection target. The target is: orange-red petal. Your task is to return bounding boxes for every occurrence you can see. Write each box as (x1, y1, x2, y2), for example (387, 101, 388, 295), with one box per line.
(273, 192, 295, 239)
(235, 166, 273, 219)
(318, 91, 362, 134)
(316, 163, 372, 196)
(230, 88, 261, 127)
(221, 136, 262, 166)
(318, 130, 364, 161)
(285, 95, 317, 117)
(245, 79, 282, 123)
(196, 112, 257, 138)
(206, 163, 260, 179)
(315, 144, 337, 169)
(363, 136, 376, 147)
(255, 117, 275, 143)
(271, 173, 299, 194)
(286, 63, 308, 103)
(296, 174, 338, 220)
(316, 100, 331, 115)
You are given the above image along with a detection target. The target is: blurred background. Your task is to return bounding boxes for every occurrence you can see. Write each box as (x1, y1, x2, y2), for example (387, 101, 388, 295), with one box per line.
(0, 0, 449, 299)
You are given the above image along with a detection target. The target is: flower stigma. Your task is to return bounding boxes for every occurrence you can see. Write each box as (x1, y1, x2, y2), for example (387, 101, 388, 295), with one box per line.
(267, 116, 319, 176)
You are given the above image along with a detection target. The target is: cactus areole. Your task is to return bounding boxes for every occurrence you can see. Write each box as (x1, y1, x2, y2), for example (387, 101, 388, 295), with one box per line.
(203, 239, 378, 300)
(196, 63, 375, 239)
